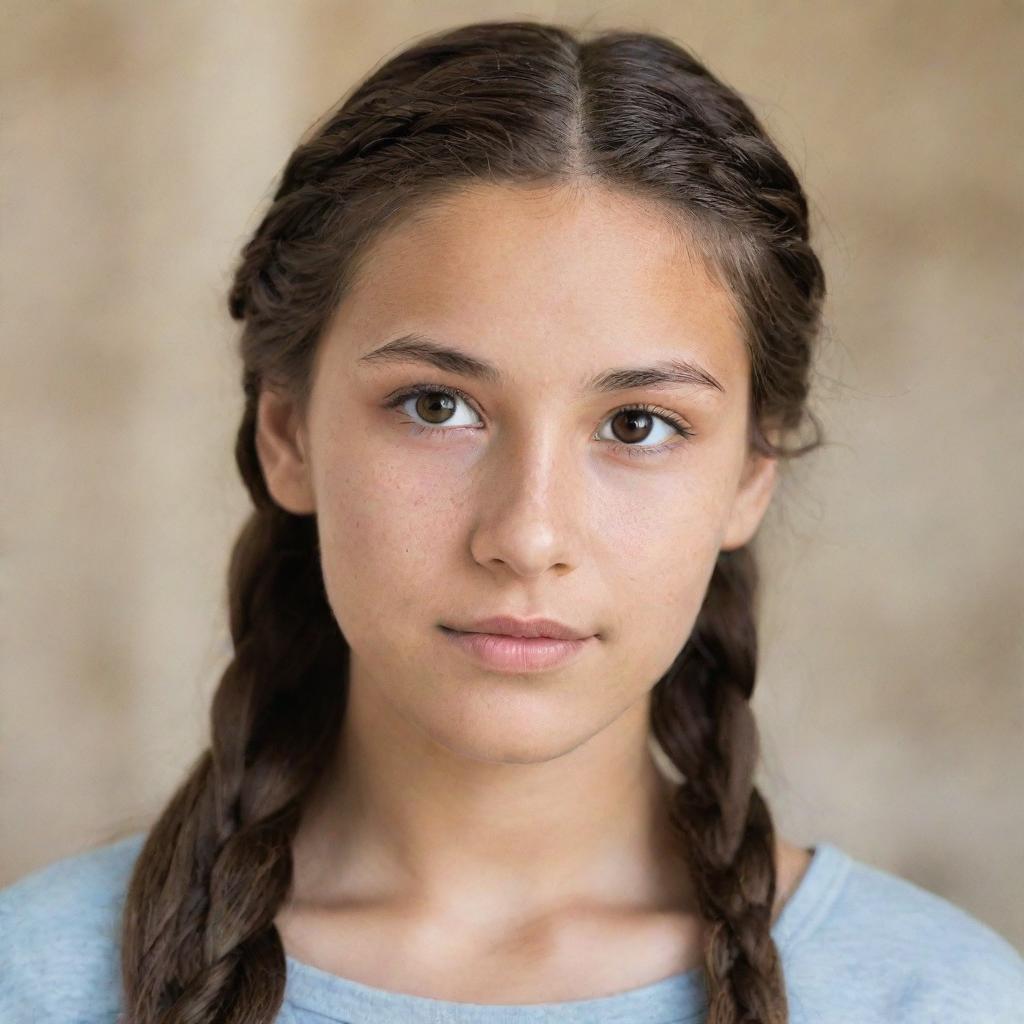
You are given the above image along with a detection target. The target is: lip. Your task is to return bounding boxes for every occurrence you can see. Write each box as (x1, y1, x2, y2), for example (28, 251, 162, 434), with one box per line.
(446, 615, 594, 641)
(440, 626, 595, 673)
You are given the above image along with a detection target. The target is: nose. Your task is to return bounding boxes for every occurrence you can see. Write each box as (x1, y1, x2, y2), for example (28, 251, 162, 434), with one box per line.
(467, 425, 583, 579)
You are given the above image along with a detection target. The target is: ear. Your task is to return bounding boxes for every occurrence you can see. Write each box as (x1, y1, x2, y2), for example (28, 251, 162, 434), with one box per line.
(719, 449, 777, 552)
(254, 387, 316, 514)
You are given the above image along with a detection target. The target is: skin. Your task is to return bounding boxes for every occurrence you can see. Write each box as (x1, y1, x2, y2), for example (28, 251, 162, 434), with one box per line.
(258, 180, 813, 1001)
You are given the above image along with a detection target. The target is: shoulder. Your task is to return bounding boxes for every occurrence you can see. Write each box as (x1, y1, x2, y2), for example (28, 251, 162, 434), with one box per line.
(780, 842, 1024, 1024)
(0, 830, 147, 1022)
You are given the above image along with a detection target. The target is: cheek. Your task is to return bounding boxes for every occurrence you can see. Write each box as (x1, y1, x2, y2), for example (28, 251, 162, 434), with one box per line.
(592, 474, 723, 671)
(312, 441, 461, 643)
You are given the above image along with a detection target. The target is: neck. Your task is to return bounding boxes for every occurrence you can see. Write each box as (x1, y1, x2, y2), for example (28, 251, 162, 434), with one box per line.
(286, 670, 696, 929)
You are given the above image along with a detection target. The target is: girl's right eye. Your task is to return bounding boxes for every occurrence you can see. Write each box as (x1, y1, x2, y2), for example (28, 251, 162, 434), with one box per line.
(384, 383, 482, 433)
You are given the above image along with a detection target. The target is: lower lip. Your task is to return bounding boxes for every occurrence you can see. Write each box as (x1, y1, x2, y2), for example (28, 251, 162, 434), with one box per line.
(440, 627, 595, 672)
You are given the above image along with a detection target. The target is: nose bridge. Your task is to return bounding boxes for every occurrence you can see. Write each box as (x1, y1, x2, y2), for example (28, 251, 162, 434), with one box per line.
(503, 416, 571, 503)
(470, 416, 582, 575)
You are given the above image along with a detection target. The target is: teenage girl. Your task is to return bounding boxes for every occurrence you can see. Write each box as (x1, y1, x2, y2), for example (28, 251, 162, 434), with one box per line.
(2, 19, 1021, 1024)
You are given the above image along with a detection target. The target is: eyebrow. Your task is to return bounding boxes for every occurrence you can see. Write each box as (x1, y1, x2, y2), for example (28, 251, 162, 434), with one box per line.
(357, 333, 725, 395)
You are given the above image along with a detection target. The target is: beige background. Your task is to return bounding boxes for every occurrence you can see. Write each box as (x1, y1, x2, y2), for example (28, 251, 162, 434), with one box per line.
(2, 1, 1022, 950)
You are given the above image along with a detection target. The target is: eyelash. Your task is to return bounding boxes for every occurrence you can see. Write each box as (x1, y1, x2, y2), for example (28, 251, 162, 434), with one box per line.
(383, 381, 695, 458)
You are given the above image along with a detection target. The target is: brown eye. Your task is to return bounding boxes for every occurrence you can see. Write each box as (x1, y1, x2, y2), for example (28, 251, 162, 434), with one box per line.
(414, 391, 458, 424)
(595, 404, 692, 456)
(386, 384, 482, 431)
(610, 409, 656, 444)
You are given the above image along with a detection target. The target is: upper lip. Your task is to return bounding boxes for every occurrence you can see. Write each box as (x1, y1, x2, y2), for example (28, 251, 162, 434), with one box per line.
(447, 615, 594, 641)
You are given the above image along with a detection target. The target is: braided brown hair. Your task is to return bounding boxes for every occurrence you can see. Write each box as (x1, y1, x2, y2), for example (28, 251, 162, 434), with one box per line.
(120, 19, 824, 1024)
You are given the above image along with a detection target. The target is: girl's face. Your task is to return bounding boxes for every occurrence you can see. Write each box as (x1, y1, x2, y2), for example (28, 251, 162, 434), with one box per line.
(257, 182, 776, 765)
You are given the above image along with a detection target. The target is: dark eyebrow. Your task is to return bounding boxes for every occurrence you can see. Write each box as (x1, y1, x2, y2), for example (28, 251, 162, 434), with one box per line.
(357, 333, 725, 395)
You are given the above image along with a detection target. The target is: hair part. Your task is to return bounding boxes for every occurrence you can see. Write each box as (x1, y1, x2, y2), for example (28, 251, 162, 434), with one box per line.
(121, 19, 825, 1024)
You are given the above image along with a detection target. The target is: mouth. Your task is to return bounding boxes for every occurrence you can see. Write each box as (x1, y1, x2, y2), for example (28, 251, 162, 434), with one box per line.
(443, 614, 595, 642)
(439, 625, 596, 673)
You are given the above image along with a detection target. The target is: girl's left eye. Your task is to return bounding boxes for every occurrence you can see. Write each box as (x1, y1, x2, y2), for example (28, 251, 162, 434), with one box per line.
(382, 383, 695, 458)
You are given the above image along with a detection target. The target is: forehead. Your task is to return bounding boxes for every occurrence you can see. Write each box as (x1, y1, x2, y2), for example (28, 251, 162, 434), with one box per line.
(325, 182, 749, 391)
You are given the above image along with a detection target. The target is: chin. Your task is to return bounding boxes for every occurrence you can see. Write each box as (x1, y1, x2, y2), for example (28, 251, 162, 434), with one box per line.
(421, 701, 596, 766)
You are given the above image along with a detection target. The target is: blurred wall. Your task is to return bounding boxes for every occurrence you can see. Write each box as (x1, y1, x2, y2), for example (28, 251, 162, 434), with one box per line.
(2, 0, 1021, 948)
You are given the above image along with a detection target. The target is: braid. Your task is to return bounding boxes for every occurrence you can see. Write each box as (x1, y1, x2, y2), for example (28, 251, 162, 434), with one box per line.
(651, 545, 786, 1023)
(119, 405, 348, 1023)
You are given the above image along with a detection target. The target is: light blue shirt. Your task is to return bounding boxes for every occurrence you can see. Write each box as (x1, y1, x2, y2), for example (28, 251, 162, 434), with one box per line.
(1, 831, 1022, 1022)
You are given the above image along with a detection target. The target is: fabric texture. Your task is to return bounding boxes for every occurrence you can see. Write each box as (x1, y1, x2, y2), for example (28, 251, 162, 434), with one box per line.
(1, 830, 1022, 1023)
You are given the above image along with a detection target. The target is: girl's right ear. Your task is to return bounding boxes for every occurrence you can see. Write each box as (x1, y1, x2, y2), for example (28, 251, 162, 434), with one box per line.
(254, 387, 317, 514)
